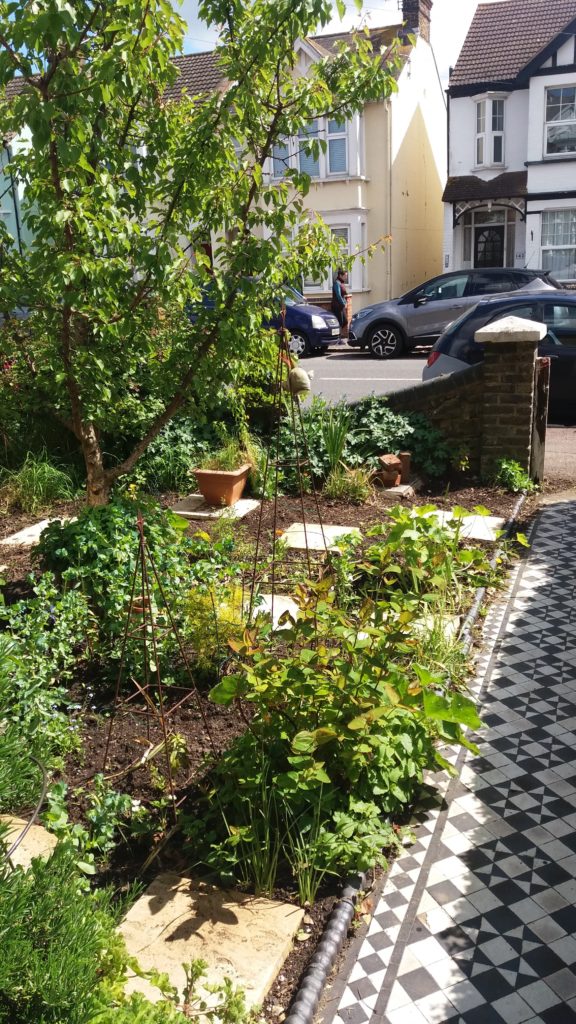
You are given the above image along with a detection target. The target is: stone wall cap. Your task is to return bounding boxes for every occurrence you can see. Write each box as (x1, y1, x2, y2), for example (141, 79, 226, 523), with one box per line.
(474, 315, 547, 344)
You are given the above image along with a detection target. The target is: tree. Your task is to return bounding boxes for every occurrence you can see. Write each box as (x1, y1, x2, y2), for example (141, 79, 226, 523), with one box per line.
(0, 0, 400, 504)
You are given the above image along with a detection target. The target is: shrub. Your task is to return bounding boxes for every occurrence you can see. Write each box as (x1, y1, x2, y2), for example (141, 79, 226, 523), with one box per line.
(0, 452, 77, 512)
(0, 576, 93, 770)
(269, 396, 453, 493)
(127, 418, 222, 493)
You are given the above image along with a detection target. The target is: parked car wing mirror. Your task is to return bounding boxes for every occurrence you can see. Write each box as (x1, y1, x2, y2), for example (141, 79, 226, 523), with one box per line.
(415, 295, 429, 307)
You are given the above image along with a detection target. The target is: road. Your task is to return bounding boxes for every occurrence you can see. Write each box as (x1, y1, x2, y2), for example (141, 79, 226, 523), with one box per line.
(304, 343, 428, 404)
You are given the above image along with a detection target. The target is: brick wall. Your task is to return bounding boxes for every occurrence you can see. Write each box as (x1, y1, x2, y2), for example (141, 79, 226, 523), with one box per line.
(385, 364, 485, 473)
(384, 348, 547, 478)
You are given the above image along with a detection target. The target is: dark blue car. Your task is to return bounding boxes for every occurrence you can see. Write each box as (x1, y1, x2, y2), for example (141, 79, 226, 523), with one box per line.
(278, 286, 341, 357)
(187, 283, 341, 357)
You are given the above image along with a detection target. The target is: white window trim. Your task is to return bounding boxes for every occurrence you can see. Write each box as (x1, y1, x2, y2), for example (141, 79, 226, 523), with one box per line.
(544, 83, 576, 157)
(473, 93, 507, 170)
(269, 113, 363, 182)
(541, 208, 576, 281)
(301, 212, 367, 295)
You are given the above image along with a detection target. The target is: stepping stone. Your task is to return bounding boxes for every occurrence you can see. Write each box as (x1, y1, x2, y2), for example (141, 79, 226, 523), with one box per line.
(379, 483, 415, 499)
(429, 510, 506, 542)
(413, 613, 461, 642)
(281, 522, 361, 552)
(171, 494, 260, 521)
(252, 593, 299, 629)
(1, 815, 57, 868)
(0, 519, 54, 547)
(119, 873, 304, 1009)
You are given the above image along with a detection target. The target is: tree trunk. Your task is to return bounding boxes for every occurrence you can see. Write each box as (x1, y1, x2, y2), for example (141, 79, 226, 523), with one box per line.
(81, 422, 111, 507)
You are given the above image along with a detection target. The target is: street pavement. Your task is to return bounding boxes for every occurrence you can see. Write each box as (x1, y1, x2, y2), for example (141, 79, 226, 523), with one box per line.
(305, 344, 427, 404)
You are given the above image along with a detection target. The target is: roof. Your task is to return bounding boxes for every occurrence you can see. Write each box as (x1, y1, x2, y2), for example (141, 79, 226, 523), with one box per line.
(165, 24, 410, 101)
(442, 171, 528, 203)
(164, 51, 224, 101)
(449, 0, 576, 90)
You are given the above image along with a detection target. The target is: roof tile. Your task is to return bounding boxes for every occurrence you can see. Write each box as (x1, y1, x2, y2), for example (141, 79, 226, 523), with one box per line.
(442, 171, 528, 202)
(450, 0, 576, 89)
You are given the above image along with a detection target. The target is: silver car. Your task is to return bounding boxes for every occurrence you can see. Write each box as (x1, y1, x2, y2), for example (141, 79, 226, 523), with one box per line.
(348, 268, 558, 359)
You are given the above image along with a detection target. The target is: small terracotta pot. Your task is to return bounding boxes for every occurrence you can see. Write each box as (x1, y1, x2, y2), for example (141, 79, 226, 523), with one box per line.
(193, 463, 251, 507)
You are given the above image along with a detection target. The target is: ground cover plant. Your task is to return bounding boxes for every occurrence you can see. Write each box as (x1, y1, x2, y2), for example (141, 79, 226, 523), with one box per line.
(271, 397, 453, 495)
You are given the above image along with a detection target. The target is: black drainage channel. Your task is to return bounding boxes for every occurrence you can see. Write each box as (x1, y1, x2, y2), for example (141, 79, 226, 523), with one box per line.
(283, 492, 528, 1024)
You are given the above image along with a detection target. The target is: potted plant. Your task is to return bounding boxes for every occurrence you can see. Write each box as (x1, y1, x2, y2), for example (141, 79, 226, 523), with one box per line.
(193, 438, 254, 507)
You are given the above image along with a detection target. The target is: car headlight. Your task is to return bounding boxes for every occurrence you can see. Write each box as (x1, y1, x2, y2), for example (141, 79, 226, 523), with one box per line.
(311, 315, 327, 329)
(351, 308, 372, 322)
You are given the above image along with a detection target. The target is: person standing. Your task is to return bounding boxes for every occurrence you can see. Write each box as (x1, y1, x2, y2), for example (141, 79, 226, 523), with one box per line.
(331, 268, 349, 330)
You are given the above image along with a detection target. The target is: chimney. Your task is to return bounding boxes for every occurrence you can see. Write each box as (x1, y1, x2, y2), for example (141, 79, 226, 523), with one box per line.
(402, 0, 432, 44)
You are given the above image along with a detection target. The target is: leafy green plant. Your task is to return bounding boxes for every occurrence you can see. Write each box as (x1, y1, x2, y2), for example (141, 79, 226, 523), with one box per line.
(324, 466, 373, 504)
(493, 458, 538, 494)
(360, 504, 497, 609)
(0, 451, 77, 513)
(197, 439, 254, 473)
(127, 418, 222, 494)
(34, 497, 230, 668)
(42, 776, 134, 874)
(0, 837, 253, 1024)
(0, 576, 93, 769)
(320, 405, 353, 472)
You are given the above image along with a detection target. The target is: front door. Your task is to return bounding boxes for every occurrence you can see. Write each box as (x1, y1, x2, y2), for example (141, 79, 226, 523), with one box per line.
(474, 226, 505, 267)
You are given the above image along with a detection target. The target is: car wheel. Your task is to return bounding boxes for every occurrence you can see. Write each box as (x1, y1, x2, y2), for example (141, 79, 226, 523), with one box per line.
(288, 331, 310, 357)
(368, 324, 405, 359)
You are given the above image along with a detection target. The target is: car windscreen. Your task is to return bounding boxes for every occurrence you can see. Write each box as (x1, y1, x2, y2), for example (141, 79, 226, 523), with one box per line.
(283, 286, 306, 306)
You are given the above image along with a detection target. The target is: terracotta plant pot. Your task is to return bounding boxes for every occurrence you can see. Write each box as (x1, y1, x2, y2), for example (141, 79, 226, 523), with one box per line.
(193, 463, 251, 507)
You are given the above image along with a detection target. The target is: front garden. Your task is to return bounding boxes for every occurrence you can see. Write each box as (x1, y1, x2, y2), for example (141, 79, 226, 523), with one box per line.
(0, 389, 535, 1024)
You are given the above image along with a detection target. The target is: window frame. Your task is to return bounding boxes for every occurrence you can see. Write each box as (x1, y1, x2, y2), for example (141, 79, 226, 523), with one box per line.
(474, 95, 506, 169)
(270, 116, 355, 181)
(541, 209, 576, 282)
(545, 85, 576, 156)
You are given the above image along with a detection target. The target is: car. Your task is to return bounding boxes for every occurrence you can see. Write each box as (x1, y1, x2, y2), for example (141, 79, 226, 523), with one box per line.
(347, 269, 559, 359)
(186, 283, 340, 358)
(279, 286, 341, 357)
(422, 291, 576, 418)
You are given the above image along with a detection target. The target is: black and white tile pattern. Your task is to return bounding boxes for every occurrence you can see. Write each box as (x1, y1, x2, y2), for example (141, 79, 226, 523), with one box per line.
(325, 501, 576, 1024)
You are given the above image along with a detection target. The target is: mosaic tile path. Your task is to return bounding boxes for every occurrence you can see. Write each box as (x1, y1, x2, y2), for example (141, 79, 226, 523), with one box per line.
(324, 500, 576, 1024)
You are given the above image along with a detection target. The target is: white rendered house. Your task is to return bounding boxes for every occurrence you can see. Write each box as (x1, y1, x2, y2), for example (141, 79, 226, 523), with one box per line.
(443, 0, 576, 285)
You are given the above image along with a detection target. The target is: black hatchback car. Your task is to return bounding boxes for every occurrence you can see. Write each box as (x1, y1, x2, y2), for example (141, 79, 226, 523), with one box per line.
(423, 291, 576, 418)
(348, 268, 559, 358)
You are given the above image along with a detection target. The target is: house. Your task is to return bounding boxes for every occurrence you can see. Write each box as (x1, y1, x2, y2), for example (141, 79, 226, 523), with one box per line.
(0, 0, 446, 309)
(167, 0, 446, 310)
(443, 0, 576, 286)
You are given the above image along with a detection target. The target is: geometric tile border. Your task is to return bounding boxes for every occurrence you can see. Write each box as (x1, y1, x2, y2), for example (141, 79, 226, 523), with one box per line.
(323, 501, 576, 1024)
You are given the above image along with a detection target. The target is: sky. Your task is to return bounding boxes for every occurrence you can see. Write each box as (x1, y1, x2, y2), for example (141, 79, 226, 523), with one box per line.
(176, 0, 509, 85)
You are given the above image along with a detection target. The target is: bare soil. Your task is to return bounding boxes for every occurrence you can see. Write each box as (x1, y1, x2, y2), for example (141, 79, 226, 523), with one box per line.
(0, 479, 556, 1019)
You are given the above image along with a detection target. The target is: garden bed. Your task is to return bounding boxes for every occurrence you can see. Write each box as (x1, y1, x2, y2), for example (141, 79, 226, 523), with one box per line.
(0, 480, 546, 1023)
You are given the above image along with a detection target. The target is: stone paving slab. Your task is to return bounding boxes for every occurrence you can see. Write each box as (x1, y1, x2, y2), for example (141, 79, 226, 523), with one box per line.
(281, 522, 361, 551)
(120, 873, 304, 1009)
(253, 593, 299, 629)
(430, 510, 506, 542)
(171, 495, 260, 521)
(1, 815, 58, 868)
(0, 518, 55, 547)
(323, 500, 576, 1024)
